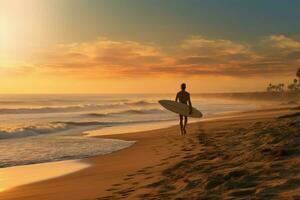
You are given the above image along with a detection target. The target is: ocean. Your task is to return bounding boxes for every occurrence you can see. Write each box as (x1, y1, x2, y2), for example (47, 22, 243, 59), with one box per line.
(0, 94, 258, 168)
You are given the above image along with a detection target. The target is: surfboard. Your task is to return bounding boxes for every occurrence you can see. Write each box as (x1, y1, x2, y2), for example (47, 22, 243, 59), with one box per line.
(158, 100, 203, 118)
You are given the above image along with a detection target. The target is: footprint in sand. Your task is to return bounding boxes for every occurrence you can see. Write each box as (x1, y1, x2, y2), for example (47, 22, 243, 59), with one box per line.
(123, 177, 133, 181)
(157, 161, 169, 166)
(145, 176, 153, 180)
(96, 195, 114, 200)
(182, 148, 192, 152)
(142, 172, 152, 176)
(126, 173, 135, 177)
(168, 154, 179, 159)
(112, 183, 123, 187)
(229, 189, 256, 197)
(117, 187, 135, 197)
(138, 193, 151, 198)
(182, 155, 194, 159)
(106, 188, 118, 192)
(142, 166, 152, 170)
(137, 169, 146, 173)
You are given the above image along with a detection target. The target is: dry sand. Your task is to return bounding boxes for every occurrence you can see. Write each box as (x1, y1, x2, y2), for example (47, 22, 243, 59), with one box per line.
(0, 107, 299, 199)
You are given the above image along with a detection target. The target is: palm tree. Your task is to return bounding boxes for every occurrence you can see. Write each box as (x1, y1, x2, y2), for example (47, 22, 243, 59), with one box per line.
(291, 79, 299, 91)
(287, 79, 299, 92)
(278, 83, 285, 92)
(294, 78, 298, 85)
(267, 83, 273, 92)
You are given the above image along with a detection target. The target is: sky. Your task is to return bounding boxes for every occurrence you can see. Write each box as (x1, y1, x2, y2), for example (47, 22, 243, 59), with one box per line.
(1, 0, 300, 94)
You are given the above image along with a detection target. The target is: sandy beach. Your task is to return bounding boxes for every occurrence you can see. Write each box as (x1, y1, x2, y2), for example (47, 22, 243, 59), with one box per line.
(0, 106, 299, 200)
(3, 0, 300, 199)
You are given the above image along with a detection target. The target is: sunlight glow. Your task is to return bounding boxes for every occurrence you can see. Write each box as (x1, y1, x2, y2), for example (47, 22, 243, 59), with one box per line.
(0, 0, 298, 93)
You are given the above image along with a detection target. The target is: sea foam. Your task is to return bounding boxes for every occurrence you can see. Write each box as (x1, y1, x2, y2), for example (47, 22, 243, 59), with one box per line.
(0, 134, 135, 168)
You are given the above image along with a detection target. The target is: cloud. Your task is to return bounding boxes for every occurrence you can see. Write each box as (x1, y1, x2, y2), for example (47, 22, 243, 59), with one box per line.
(174, 36, 255, 74)
(264, 35, 300, 49)
(180, 35, 249, 55)
(27, 35, 300, 78)
(171, 35, 300, 77)
(32, 38, 169, 78)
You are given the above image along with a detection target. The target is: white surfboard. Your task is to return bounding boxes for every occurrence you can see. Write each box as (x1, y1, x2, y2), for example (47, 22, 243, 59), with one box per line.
(158, 100, 203, 118)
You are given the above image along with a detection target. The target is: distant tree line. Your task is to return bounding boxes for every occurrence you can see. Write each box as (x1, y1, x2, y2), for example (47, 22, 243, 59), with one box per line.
(267, 68, 300, 92)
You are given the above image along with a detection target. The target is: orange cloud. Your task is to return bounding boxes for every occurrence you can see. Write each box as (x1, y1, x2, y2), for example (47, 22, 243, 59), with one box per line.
(18, 35, 300, 78)
(172, 35, 300, 77)
(31, 38, 169, 78)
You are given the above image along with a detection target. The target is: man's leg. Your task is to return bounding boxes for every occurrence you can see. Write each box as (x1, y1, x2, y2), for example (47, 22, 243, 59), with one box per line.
(179, 115, 184, 135)
(183, 116, 188, 134)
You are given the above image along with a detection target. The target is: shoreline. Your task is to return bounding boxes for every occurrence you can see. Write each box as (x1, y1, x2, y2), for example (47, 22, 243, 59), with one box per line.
(0, 119, 182, 193)
(0, 106, 298, 199)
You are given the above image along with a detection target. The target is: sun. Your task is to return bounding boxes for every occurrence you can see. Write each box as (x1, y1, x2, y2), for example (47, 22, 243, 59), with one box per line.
(0, 0, 46, 57)
(0, 19, 14, 52)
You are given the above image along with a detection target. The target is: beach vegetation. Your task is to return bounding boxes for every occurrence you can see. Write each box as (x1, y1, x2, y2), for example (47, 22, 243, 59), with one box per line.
(267, 68, 300, 92)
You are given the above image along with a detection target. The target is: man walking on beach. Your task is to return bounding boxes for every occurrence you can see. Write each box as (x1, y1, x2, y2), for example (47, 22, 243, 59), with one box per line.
(175, 83, 192, 135)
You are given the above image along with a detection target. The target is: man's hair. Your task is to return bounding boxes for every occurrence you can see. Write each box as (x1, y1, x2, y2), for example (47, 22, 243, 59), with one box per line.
(181, 83, 186, 90)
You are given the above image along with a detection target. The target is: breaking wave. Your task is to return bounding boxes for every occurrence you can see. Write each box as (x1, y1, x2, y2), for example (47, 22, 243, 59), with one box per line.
(0, 124, 69, 139)
(0, 118, 173, 140)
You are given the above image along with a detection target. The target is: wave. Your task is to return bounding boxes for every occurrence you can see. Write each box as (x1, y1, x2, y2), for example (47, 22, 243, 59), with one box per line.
(0, 104, 123, 115)
(0, 124, 68, 139)
(0, 121, 114, 140)
(55, 121, 120, 126)
(56, 118, 174, 127)
(0, 101, 157, 115)
(115, 108, 163, 115)
(85, 108, 164, 117)
(0, 137, 135, 168)
(124, 100, 156, 106)
(85, 113, 107, 117)
(0, 101, 26, 105)
(0, 118, 174, 140)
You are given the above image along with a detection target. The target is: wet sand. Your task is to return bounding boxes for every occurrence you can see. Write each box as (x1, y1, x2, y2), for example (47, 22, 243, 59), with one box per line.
(0, 160, 90, 193)
(0, 107, 299, 199)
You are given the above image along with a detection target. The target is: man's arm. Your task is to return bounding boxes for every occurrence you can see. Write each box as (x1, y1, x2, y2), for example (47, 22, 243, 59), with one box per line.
(175, 93, 178, 102)
(188, 94, 192, 114)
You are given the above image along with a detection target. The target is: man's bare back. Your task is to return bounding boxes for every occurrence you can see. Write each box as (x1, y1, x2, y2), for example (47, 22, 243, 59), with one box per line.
(176, 91, 190, 105)
(175, 83, 192, 135)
